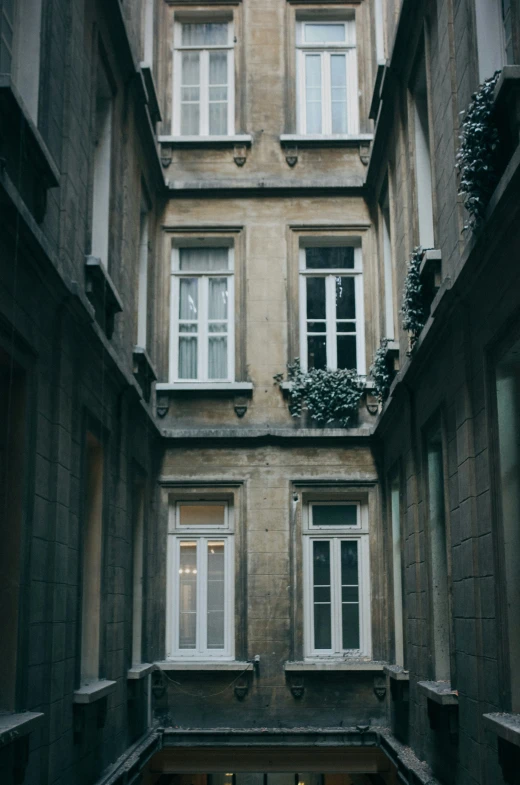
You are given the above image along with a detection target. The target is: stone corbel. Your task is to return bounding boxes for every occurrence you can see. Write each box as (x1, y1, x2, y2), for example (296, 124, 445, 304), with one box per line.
(234, 679, 249, 700)
(156, 394, 170, 418)
(284, 145, 298, 167)
(234, 144, 247, 167)
(160, 143, 173, 168)
(359, 142, 371, 166)
(289, 676, 305, 699)
(234, 395, 248, 418)
(373, 675, 387, 700)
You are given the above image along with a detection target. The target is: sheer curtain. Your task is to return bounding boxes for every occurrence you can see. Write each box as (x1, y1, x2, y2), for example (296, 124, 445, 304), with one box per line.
(182, 22, 228, 47)
(179, 247, 228, 271)
(305, 55, 322, 133)
(208, 277, 228, 379)
(181, 52, 200, 135)
(209, 52, 228, 135)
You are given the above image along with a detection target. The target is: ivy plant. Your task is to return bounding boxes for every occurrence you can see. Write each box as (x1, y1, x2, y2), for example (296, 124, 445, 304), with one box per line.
(456, 70, 501, 230)
(274, 359, 365, 428)
(370, 338, 392, 404)
(401, 247, 428, 352)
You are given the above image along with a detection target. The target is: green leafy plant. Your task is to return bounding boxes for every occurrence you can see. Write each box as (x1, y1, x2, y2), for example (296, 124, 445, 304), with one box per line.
(456, 70, 501, 230)
(370, 338, 392, 404)
(401, 247, 428, 352)
(274, 358, 365, 428)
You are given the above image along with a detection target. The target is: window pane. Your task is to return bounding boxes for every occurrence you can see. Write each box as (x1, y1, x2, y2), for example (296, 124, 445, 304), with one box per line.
(181, 104, 200, 135)
(181, 23, 228, 46)
(179, 542, 197, 649)
(337, 335, 357, 370)
(312, 504, 358, 527)
(335, 277, 356, 319)
(179, 337, 198, 379)
(331, 55, 347, 133)
(307, 321, 326, 333)
(179, 248, 229, 272)
(179, 504, 226, 526)
(209, 51, 228, 84)
(179, 278, 198, 320)
(207, 541, 225, 649)
(341, 541, 360, 650)
(208, 337, 228, 379)
(313, 541, 331, 649)
(308, 336, 327, 370)
(304, 23, 345, 43)
(306, 277, 326, 319)
(181, 52, 200, 135)
(208, 278, 229, 321)
(306, 247, 355, 269)
(209, 52, 228, 135)
(305, 55, 322, 133)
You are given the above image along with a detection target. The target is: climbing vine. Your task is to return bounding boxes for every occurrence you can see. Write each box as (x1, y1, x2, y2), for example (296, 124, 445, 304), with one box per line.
(274, 359, 365, 428)
(401, 247, 428, 352)
(456, 70, 501, 230)
(370, 338, 392, 404)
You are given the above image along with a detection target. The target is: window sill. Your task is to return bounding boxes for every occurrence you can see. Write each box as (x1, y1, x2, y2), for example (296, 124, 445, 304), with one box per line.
(483, 713, 520, 749)
(0, 712, 45, 748)
(158, 134, 253, 148)
(133, 346, 157, 403)
(140, 63, 162, 125)
(156, 660, 251, 672)
(127, 663, 156, 680)
(280, 134, 373, 148)
(417, 680, 458, 706)
(384, 664, 409, 682)
(156, 382, 253, 395)
(285, 659, 385, 672)
(85, 256, 123, 338)
(73, 679, 117, 705)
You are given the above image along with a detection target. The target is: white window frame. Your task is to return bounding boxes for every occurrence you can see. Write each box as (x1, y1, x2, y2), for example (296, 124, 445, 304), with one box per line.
(167, 500, 235, 660)
(303, 500, 371, 659)
(296, 20, 359, 135)
(308, 501, 361, 531)
(169, 246, 235, 383)
(298, 244, 366, 375)
(173, 19, 235, 136)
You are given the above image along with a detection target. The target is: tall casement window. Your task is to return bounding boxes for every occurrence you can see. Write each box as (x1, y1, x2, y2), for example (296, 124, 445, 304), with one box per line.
(137, 191, 150, 350)
(0, 348, 26, 711)
(5, 0, 43, 123)
(91, 59, 114, 269)
(411, 54, 435, 249)
(495, 337, 520, 712)
(303, 501, 371, 659)
(425, 421, 451, 682)
(173, 20, 235, 136)
(380, 181, 395, 340)
(299, 243, 366, 374)
(390, 473, 404, 666)
(167, 501, 234, 660)
(81, 432, 104, 683)
(296, 19, 359, 135)
(170, 246, 235, 383)
(475, 0, 513, 82)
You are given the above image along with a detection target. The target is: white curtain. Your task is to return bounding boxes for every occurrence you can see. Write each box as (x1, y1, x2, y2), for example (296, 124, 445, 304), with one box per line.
(209, 52, 228, 135)
(179, 247, 229, 271)
(208, 277, 228, 379)
(178, 278, 198, 379)
(182, 22, 227, 47)
(331, 54, 347, 133)
(304, 23, 345, 44)
(206, 541, 225, 649)
(181, 52, 200, 135)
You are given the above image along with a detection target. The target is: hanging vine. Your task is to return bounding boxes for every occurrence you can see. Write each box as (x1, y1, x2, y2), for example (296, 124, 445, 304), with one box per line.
(370, 338, 392, 404)
(456, 70, 501, 230)
(274, 359, 365, 428)
(401, 247, 428, 352)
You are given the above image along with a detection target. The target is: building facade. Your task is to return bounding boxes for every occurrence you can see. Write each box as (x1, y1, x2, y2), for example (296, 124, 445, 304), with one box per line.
(0, 1, 519, 785)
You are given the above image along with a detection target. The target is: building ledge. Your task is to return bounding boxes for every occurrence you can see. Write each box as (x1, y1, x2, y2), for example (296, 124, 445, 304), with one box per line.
(384, 664, 409, 681)
(133, 346, 157, 402)
(280, 133, 373, 147)
(127, 663, 156, 680)
(140, 63, 162, 124)
(369, 62, 387, 121)
(85, 256, 124, 338)
(0, 712, 44, 748)
(156, 381, 253, 395)
(156, 660, 252, 672)
(166, 176, 366, 194)
(483, 713, 520, 749)
(160, 426, 373, 440)
(159, 134, 253, 148)
(285, 660, 385, 672)
(73, 680, 117, 705)
(417, 680, 458, 706)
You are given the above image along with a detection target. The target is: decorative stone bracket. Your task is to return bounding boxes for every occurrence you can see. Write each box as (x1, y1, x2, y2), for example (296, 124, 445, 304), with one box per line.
(234, 144, 248, 166)
(418, 680, 459, 744)
(160, 143, 173, 168)
(359, 141, 371, 166)
(284, 145, 299, 167)
(373, 675, 387, 700)
(288, 675, 305, 699)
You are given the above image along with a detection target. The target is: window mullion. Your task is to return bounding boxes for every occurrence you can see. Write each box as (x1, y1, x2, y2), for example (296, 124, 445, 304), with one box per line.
(326, 276, 337, 369)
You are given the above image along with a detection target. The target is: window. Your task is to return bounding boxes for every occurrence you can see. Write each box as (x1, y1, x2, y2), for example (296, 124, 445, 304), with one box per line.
(131, 474, 145, 667)
(374, 0, 387, 64)
(380, 181, 395, 340)
(296, 19, 359, 135)
(91, 59, 114, 268)
(173, 21, 235, 136)
(475, 0, 510, 82)
(299, 244, 366, 374)
(495, 337, 520, 712)
(81, 432, 104, 683)
(170, 246, 235, 382)
(303, 501, 371, 658)
(142, 0, 154, 65)
(390, 474, 404, 666)
(411, 54, 435, 249)
(137, 191, 150, 349)
(426, 421, 451, 682)
(167, 501, 234, 659)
